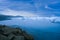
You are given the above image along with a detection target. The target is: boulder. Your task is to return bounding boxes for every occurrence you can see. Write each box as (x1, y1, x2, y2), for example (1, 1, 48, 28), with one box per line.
(0, 25, 34, 40)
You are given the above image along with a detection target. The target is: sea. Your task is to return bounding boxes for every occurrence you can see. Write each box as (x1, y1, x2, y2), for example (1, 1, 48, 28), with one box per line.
(0, 18, 60, 40)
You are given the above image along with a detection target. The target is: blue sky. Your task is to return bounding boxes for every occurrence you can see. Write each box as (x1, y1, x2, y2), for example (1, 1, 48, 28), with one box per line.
(0, 0, 60, 16)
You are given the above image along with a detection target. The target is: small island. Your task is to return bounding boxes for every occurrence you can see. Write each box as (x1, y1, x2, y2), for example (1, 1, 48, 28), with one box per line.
(0, 25, 34, 40)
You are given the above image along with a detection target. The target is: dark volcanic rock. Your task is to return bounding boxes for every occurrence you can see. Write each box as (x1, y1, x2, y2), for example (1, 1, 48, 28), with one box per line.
(0, 25, 34, 40)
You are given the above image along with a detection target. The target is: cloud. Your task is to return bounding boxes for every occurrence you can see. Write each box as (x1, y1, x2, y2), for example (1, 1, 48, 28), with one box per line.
(0, 0, 37, 13)
(45, 2, 60, 10)
(0, 9, 39, 17)
(0, 0, 10, 11)
(0, 0, 7, 2)
(45, 5, 52, 9)
(0, 0, 60, 17)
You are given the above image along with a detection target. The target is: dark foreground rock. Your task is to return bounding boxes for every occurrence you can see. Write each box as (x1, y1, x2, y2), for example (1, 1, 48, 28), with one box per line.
(0, 25, 34, 40)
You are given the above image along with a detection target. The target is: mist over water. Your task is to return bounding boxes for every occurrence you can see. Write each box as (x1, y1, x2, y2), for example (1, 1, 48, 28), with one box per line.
(0, 0, 60, 40)
(0, 18, 60, 40)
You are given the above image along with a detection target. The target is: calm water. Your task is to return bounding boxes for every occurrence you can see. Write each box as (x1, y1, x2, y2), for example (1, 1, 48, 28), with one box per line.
(0, 18, 60, 40)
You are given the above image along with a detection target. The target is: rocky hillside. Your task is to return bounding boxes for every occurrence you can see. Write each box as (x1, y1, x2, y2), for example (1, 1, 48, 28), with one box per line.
(0, 25, 34, 40)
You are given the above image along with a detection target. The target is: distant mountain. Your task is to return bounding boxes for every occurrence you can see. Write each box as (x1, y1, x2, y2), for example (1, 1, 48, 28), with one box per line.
(50, 19, 60, 24)
(0, 15, 12, 21)
(0, 14, 24, 21)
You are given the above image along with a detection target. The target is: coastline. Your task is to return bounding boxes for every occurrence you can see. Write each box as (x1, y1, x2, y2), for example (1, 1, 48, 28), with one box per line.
(0, 25, 34, 40)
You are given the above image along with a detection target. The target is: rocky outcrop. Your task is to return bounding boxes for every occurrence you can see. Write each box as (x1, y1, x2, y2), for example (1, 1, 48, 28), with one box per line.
(0, 25, 34, 40)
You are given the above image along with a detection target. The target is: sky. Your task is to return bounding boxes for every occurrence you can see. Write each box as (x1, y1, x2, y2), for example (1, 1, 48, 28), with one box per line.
(0, 0, 60, 17)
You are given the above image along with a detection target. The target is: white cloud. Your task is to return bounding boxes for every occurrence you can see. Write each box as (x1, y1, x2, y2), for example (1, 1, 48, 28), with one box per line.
(0, 9, 39, 17)
(45, 5, 53, 10)
(0, 8, 60, 23)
